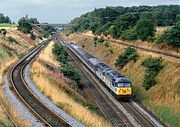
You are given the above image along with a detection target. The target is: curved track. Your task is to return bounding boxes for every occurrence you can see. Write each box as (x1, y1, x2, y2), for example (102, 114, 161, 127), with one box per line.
(9, 40, 70, 127)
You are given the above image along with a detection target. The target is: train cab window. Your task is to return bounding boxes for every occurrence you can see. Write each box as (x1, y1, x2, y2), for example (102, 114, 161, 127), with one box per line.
(122, 83, 131, 87)
(115, 82, 124, 87)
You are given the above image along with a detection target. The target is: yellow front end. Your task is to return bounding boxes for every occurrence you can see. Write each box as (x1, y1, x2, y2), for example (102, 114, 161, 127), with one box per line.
(116, 87, 132, 96)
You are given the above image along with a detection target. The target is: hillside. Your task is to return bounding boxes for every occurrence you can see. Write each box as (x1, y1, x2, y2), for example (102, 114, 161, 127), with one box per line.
(62, 32, 180, 127)
(0, 27, 42, 126)
(70, 5, 180, 47)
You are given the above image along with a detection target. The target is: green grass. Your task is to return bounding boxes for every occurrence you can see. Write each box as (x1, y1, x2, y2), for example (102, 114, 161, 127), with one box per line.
(153, 106, 180, 127)
(0, 23, 16, 28)
(0, 120, 13, 127)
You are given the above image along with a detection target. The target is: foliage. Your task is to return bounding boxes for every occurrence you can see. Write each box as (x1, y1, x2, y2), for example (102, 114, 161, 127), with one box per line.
(28, 17, 39, 24)
(156, 21, 180, 46)
(112, 13, 138, 37)
(52, 43, 68, 64)
(135, 19, 155, 41)
(30, 32, 36, 40)
(121, 29, 137, 40)
(42, 25, 56, 38)
(60, 63, 81, 82)
(0, 13, 11, 23)
(18, 17, 32, 34)
(115, 46, 139, 68)
(0, 29, 7, 36)
(141, 57, 164, 90)
(71, 5, 180, 35)
(153, 106, 180, 127)
(0, 120, 13, 127)
(7, 36, 16, 43)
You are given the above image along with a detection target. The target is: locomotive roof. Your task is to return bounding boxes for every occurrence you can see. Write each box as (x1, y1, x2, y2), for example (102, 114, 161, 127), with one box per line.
(89, 58, 102, 66)
(83, 53, 94, 60)
(116, 77, 130, 83)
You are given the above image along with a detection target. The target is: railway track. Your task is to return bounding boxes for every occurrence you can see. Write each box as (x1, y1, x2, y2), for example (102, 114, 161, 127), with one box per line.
(58, 36, 162, 127)
(80, 34, 180, 60)
(62, 41, 130, 127)
(9, 40, 70, 127)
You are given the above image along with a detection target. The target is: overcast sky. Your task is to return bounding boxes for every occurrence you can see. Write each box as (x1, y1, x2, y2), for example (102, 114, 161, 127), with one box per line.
(0, 0, 179, 23)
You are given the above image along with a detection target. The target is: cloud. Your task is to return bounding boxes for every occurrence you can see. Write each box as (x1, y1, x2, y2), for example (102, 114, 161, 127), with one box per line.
(0, 0, 179, 23)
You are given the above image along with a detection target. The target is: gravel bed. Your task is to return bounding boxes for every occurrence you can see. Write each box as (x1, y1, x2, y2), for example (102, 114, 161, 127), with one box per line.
(2, 73, 44, 127)
(24, 63, 84, 127)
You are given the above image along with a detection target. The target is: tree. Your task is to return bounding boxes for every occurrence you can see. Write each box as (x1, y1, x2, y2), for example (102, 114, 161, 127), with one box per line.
(112, 13, 138, 37)
(18, 17, 32, 34)
(60, 64, 81, 82)
(135, 19, 155, 41)
(29, 18, 39, 24)
(115, 46, 139, 68)
(157, 22, 180, 46)
(0, 13, 11, 23)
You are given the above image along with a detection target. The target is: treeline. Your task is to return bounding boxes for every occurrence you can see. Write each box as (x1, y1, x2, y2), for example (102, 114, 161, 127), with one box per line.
(70, 5, 180, 46)
(0, 13, 11, 24)
(18, 15, 56, 38)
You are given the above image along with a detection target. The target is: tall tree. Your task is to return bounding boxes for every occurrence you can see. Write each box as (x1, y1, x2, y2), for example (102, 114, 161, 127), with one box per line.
(135, 19, 155, 41)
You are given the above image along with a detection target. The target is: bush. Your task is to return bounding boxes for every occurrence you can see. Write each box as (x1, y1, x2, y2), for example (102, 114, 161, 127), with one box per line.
(135, 19, 155, 41)
(121, 29, 137, 40)
(60, 64, 81, 82)
(30, 32, 36, 40)
(0, 29, 7, 36)
(18, 17, 32, 34)
(141, 57, 164, 90)
(97, 37, 105, 43)
(115, 46, 139, 68)
(52, 43, 68, 64)
(156, 22, 180, 46)
(7, 36, 16, 43)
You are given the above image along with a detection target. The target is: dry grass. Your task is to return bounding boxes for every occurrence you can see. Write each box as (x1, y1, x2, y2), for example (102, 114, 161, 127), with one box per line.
(31, 41, 112, 127)
(62, 33, 180, 125)
(0, 28, 42, 125)
(0, 89, 30, 127)
(155, 27, 168, 36)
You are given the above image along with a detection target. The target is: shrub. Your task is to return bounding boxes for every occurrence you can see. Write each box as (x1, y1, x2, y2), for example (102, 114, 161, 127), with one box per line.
(0, 29, 7, 36)
(52, 43, 68, 64)
(104, 42, 110, 47)
(30, 32, 36, 40)
(93, 36, 98, 42)
(156, 21, 180, 46)
(60, 64, 81, 82)
(97, 37, 105, 43)
(115, 46, 139, 68)
(121, 29, 137, 40)
(135, 19, 155, 41)
(141, 57, 164, 90)
(8, 36, 16, 43)
(18, 17, 32, 34)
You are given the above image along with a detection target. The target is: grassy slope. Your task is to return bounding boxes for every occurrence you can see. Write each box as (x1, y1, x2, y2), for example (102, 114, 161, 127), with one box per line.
(0, 24, 16, 29)
(62, 32, 180, 127)
(30, 42, 111, 127)
(0, 28, 41, 126)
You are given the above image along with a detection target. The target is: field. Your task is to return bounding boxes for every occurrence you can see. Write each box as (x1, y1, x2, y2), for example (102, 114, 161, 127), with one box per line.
(62, 32, 180, 127)
(30, 42, 112, 127)
(0, 24, 16, 29)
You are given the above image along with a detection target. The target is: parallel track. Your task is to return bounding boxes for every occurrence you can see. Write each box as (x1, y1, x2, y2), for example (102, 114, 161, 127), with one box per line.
(59, 37, 160, 127)
(59, 39, 131, 127)
(9, 40, 70, 127)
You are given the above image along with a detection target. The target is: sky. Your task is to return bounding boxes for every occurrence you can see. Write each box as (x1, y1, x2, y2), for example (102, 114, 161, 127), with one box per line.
(0, 0, 179, 23)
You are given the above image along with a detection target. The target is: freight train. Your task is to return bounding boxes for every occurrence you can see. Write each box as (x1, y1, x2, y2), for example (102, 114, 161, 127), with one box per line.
(60, 40, 132, 99)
